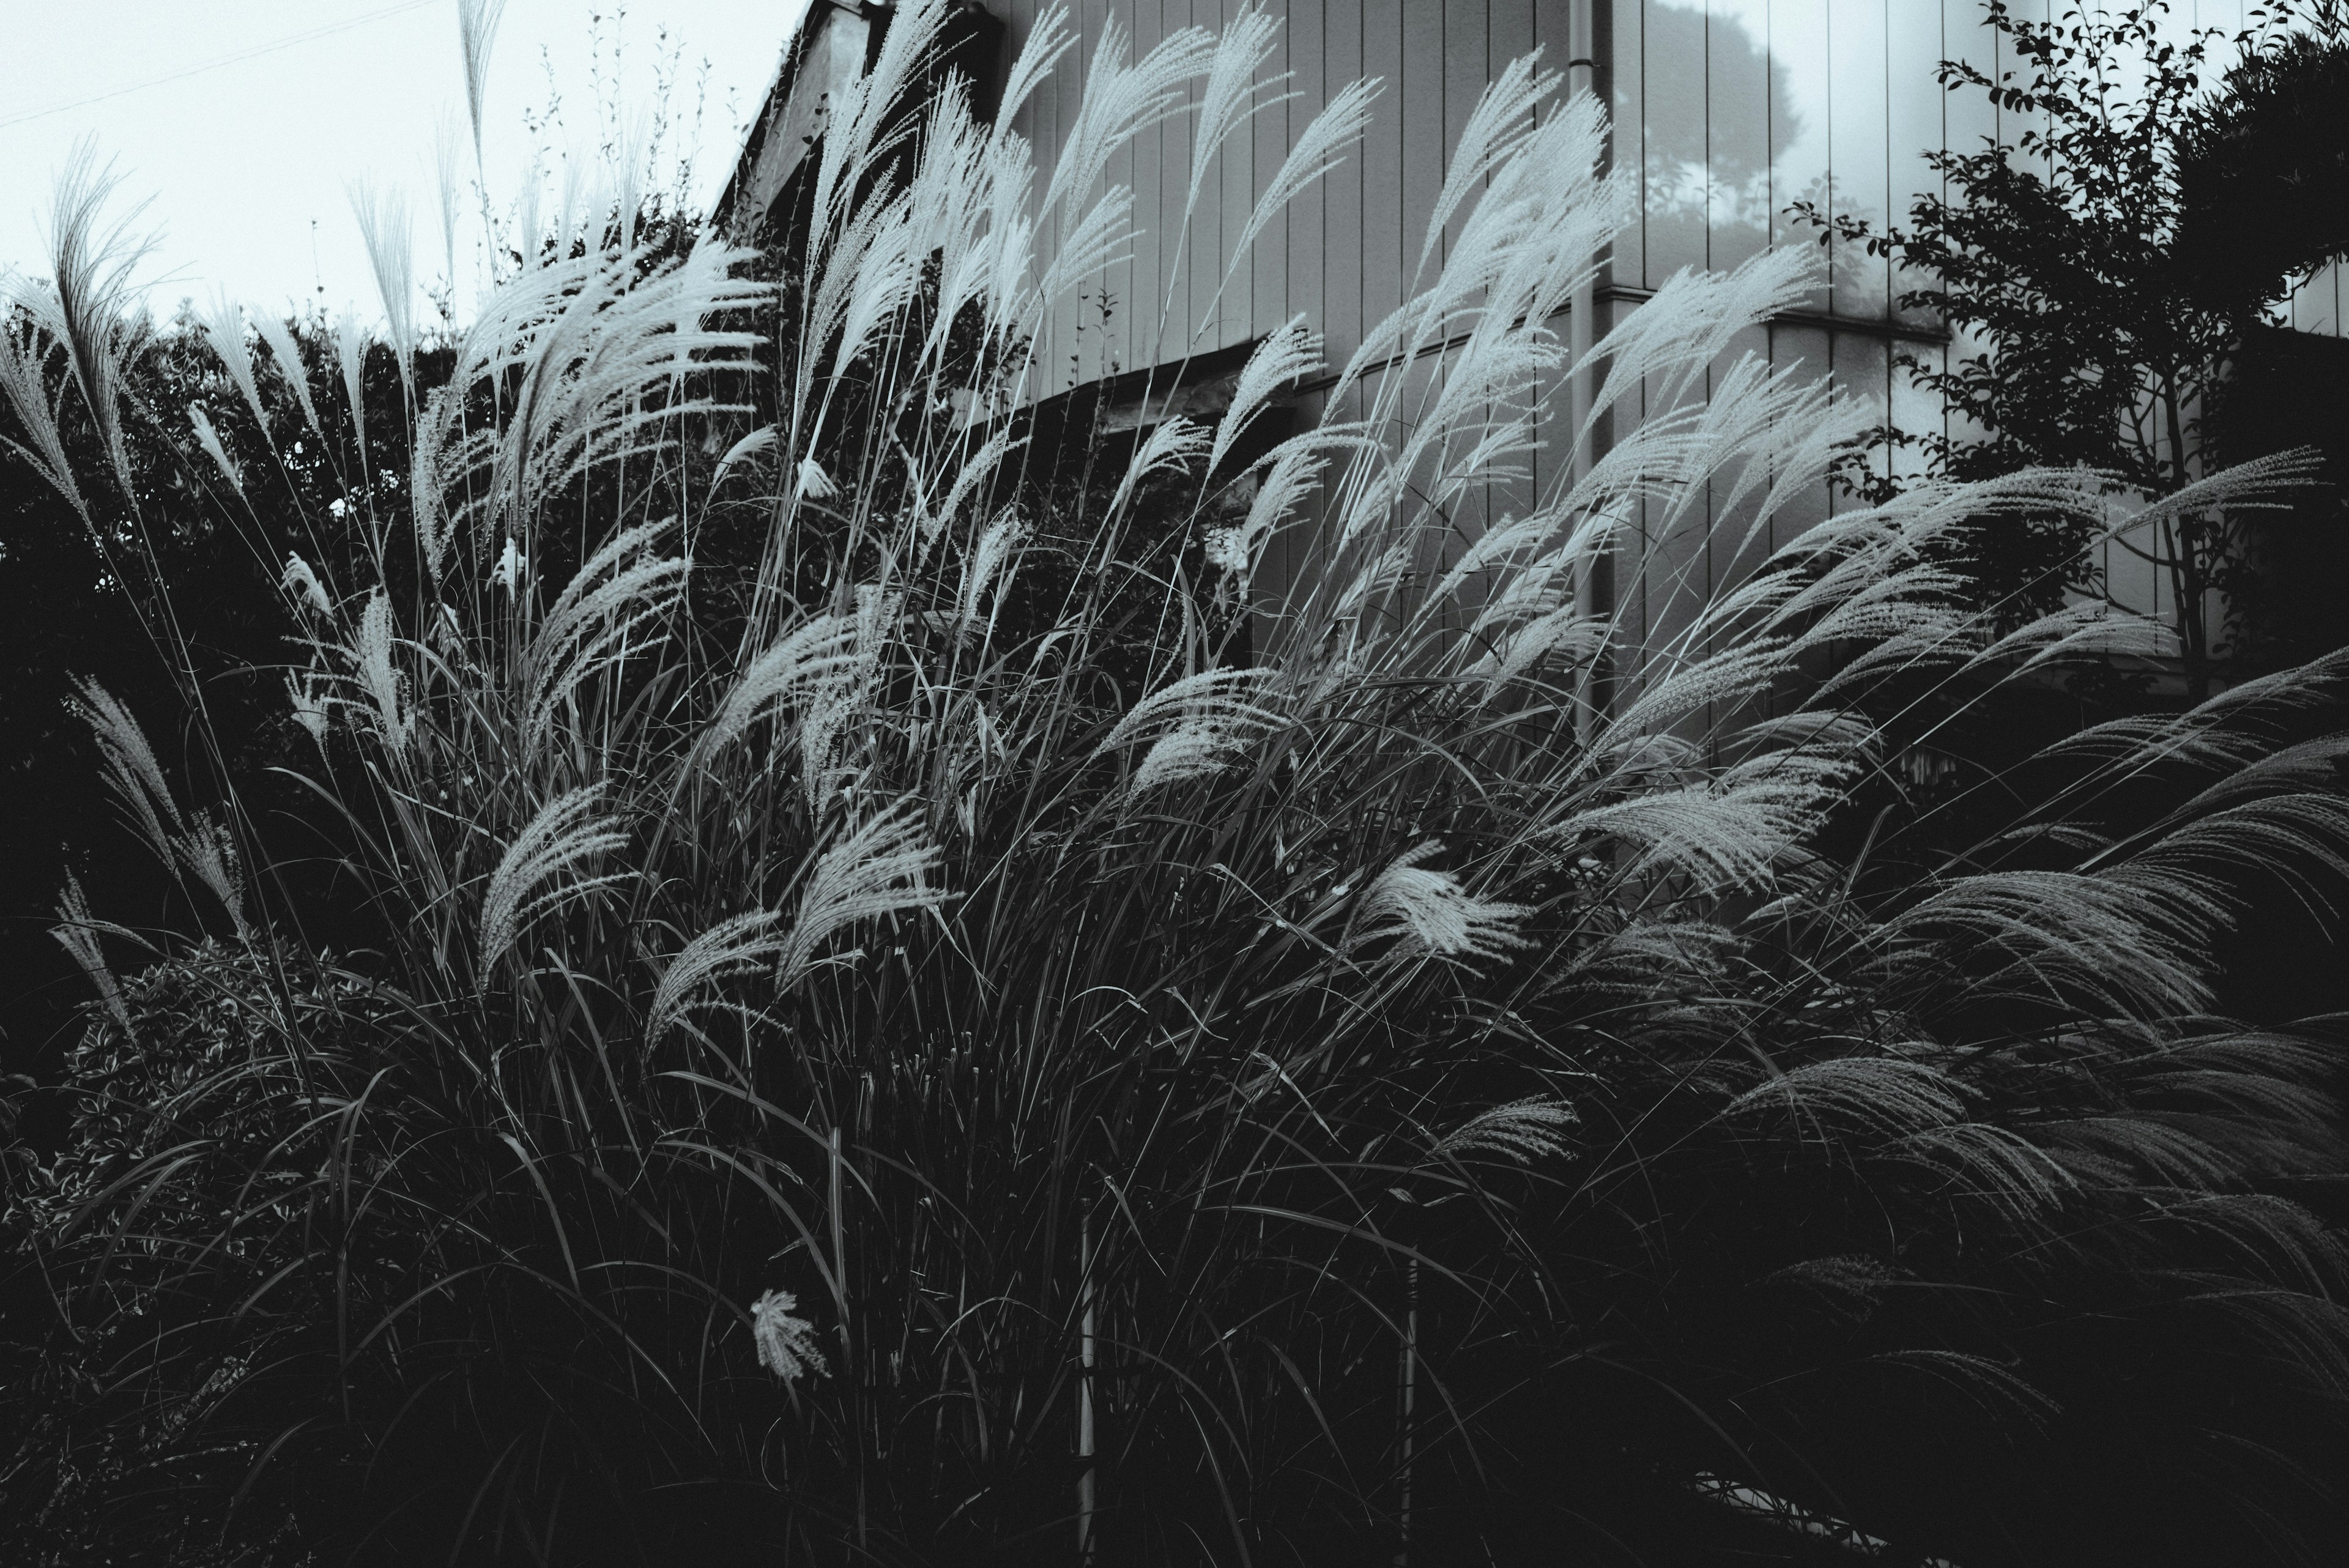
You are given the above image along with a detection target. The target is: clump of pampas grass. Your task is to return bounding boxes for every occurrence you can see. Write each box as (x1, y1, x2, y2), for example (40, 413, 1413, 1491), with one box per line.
(6, 4, 2348, 1565)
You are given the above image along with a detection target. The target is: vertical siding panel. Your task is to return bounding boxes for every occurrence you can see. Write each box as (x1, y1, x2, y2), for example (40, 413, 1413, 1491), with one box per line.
(1070, 0, 1117, 389)
(1128, 0, 1167, 371)
(1401, 2, 1449, 299)
(1044, 0, 1086, 394)
(1249, 0, 1293, 346)
(1489, 0, 1539, 544)
(1827, 0, 1891, 320)
(998, 0, 1047, 407)
(1160, 0, 1201, 360)
(1706, 0, 1768, 273)
(1443, 0, 1488, 273)
(1642, 0, 1706, 284)
(1218, 0, 1261, 352)
(1360, 0, 1406, 344)
(1490, 0, 1534, 78)
(1605, 0, 1645, 291)
(1887, 0, 1943, 332)
(1769, 0, 1830, 313)
(1285, 0, 1326, 354)
(1187, 0, 1227, 357)
(1321, 0, 1366, 374)
(1442, 3, 1493, 611)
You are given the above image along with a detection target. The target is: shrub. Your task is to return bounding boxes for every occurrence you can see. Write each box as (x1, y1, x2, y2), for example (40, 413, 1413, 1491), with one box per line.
(6, 4, 2349, 1564)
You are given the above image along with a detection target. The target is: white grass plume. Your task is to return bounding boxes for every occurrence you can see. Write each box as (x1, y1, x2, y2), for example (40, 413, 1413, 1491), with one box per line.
(647, 910, 786, 1047)
(39, 141, 156, 500)
(458, 0, 510, 169)
(750, 1288, 828, 1381)
(51, 872, 131, 1033)
(1211, 314, 1321, 475)
(187, 404, 242, 492)
(349, 182, 417, 398)
(175, 809, 253, 942)
(336, 311, 369, 447)
(1107, 415, 1209, 518)
(1356, 842, 1532, 964)
(0, 317, 87, 522)
(478, 785, 629, 986)
(1208, 437, 1327, 583)
(196, 295, 271, 438)
(351, 590, 412, 759)
(70, 677, 184, 863)
(1236, 75, 1380, 258)
(1415, 50, 1555, 284)
(997, 3, 1076, 135)
(1187, 5, 1286, 239)
(779, 802, 946, 989)
(524, 521, 689, 759)
(957, 509, 1030, 636)
(706, 613, 861, 752)
(1430, 1096, 1579, 1164)
(252, 312, 321, 435)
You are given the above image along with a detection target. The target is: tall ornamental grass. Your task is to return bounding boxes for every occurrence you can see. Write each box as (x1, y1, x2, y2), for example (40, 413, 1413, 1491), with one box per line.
(7, 4, 2349, 1563)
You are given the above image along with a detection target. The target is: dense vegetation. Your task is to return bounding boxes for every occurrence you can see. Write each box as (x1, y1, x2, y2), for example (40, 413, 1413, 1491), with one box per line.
(4, 4, 2348, 1564)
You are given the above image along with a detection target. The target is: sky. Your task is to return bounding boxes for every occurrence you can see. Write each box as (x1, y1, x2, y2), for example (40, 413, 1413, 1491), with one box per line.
(0, 0, 814, 325)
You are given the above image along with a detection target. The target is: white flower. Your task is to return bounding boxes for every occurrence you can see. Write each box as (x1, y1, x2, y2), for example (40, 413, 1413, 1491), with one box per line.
(751, 1288, 829, 1383)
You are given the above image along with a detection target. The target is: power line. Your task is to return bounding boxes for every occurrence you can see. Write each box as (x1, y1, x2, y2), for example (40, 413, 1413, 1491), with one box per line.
(0, 1, 442, 133)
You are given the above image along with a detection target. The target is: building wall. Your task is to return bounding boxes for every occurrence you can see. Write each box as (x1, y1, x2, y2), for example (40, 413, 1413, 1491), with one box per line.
(735, 2, 2310, 648)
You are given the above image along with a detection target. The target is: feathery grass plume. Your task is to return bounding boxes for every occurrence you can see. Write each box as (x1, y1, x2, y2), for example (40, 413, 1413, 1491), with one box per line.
(334, 311, 368, 448)
(956, 508, 1028, 635)
(1210, 313, 1321, 475)
(350, 590, 411, 758)
(1429, 1096, 1579, 1165)
(1354, 842, 1533, 964)
(0, 314, 89, 521)
(646, 910, 786, 1047)
(434, 111, 462, 303)
(280, 553, 331, 617)
(751, 1288, 828, 1382)
(1186, 4, 1285, 242)
(185, 403, 242, 492)
(38, 140, 156, 502)
(1120, 672, 1283, 793)
(1106, 414, 1209, 518)
(477, 785, 628, 985)
(1414, 51, 1555, 284)
(456, 0, 509, 171)
(250, 310, 321, 434)
(25, 13, 2349, 1563)
(285, 671, 330, 753)
(196, 295, 271, 437)
(50, 873, 130, 1032)
(349, 182, 417, 398)
(1234, 74, 1381, 258)
(705, 613, 861, 752)
(1042, 16, 1211, 250)
(708, 423, 775, 494)
(777, 802, 945, 989)
(69, 677, 184, 863)
(522, 520, 689, 759)
(997, 2, 1076, 133)
(174, 811, 253, 941)
(798, 587, 899, 808)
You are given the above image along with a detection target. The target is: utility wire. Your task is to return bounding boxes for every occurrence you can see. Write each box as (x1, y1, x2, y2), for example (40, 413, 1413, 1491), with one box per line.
(0, 1, 442, 133)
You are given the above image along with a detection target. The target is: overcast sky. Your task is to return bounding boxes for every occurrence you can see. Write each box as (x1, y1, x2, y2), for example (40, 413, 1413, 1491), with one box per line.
(1, 0, 813, 325)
